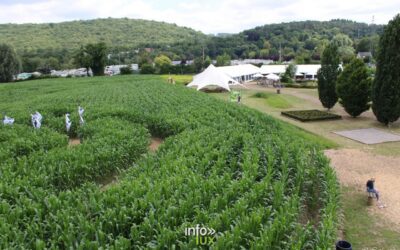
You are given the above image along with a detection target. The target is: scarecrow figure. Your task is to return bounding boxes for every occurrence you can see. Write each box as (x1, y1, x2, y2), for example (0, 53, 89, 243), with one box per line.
(78, 106, 85, 125)
(3, 115, 14, 125)
(65, 113, 72, 132)
(31, 111, 42, 129)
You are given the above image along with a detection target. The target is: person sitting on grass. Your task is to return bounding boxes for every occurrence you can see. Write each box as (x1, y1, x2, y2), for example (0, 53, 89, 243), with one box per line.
(366, 178, 379, 201)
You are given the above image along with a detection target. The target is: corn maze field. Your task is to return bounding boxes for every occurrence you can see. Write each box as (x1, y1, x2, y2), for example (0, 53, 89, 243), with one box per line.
(0, 75, 339, 249)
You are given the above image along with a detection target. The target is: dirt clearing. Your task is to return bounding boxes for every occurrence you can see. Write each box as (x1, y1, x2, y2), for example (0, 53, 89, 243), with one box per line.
(68, 138, 81, 147)
(325, 148, 400, 230)
(149, 137, 163, 152)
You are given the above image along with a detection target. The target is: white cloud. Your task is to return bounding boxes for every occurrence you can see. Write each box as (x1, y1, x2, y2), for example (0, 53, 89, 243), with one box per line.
(0, 0, 398, 33)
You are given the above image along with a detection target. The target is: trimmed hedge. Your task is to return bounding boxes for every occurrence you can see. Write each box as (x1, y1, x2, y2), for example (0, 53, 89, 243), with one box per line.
(282, 109, 342, 122)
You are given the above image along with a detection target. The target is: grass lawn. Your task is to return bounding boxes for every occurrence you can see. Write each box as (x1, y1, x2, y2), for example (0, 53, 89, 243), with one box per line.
(251, 91, 293, 109)
(159, 74, 193, 85)
(342, 187, 400, 249)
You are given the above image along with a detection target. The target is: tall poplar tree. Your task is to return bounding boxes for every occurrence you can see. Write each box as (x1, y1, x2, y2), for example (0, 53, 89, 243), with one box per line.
(0, 44, 20, 83)
(317, 43, 341, 110)
(372, 14, 400, 125)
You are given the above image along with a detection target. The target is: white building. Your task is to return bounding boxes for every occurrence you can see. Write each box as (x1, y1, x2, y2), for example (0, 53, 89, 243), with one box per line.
(295, 64, 321, 80)
(260, 64, 322, 81)
(230, 59, 273, 65)
(105, 64, 139, 75)
(260, 65, 287, 75)
(218, 64, 261, 83)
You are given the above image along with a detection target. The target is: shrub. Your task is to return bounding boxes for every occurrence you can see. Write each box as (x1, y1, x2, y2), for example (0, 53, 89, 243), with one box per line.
(120, 66, 133, 75)
(0, 43, 20, 83)
(337, 58, 371, 117)
(140, 63, 155, 74)
(282, 110, 342, 122)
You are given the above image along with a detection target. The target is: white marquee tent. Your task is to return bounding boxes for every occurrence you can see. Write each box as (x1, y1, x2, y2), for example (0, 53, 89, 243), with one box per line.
(266, 73, 280, 81)
(187, 64, 239, 91)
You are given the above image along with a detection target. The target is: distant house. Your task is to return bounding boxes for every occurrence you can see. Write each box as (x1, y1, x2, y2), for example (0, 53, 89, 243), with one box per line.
(144, 48, 154, 53)
(357, 52, 372, 59)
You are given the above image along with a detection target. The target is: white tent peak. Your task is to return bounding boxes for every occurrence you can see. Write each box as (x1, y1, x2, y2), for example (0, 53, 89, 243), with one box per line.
(266, 73, 280, 80)
(187, 64, 239, 91)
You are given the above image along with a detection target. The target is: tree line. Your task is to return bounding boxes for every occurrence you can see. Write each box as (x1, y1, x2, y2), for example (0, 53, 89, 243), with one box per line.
(0, 19, 383, 73)
(317, 14, 400, 126)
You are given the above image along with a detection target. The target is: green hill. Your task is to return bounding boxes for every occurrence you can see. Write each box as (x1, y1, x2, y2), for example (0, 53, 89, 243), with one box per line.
(0, 18, 385, 71)
(0, 18, 207, 52)
(207, 19, 384, 62)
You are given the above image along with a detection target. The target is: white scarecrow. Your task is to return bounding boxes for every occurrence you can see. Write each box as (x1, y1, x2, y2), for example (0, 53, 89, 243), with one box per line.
(65, 113, 72, 132)
(31, 111, 42, 129)
(78, 106, 85, 125)
(3, 115, 15, 125)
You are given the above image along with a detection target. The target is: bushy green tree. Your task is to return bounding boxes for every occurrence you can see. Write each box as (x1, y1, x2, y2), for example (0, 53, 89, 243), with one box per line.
(372, 14, 400, 125)
(193, 56, 211, 73)
(74, 43, 107, 76)
(332, 33, 355, 63)
(74, 46, 93, 76)
(0, 43, 20, 83)
(120, 66, 132, 75)
(216, 53, 231, 66)
(317, 43, 341, 110)
(154, 55, 172, 74)
(281, 63, 297, 83)
(140, 63, 155, 74)
(21, 57, 42, 72)
(138, 51, 152, 67)
(86, 42, 107, 76)
(337, 58, 371, 117)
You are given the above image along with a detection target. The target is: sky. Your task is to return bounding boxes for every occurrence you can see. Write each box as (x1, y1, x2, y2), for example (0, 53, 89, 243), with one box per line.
(0, 0, 398, 34)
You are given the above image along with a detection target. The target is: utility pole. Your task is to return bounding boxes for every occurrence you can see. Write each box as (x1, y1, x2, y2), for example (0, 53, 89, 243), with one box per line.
(370, 15, 375, 56)
(202, 46, 205, 64)
(279, 42, 282, 63)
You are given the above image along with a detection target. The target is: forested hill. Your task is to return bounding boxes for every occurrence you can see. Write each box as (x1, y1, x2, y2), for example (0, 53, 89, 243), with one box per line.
(0, 18, 385, 71)
(208, 19, 384, 63)
(243, 19, 383, 41)
(0, 18, 207, 52)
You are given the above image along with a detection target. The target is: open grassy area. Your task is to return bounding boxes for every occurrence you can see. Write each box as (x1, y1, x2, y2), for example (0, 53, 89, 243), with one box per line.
(342, 187, 400, 249)
(159, 74, 193, 85)
(251, 91, 293, 109)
